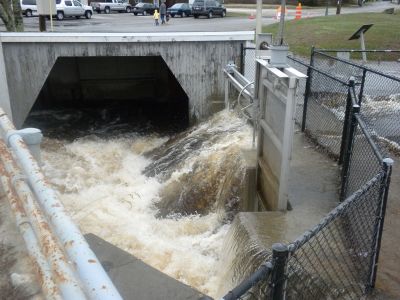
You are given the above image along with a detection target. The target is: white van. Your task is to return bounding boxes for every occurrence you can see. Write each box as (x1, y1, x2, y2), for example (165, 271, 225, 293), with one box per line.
(20, 0, 38, 17)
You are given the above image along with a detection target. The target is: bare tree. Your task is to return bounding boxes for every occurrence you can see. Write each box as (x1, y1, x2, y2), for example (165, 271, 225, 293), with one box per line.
(0, 0, 24, 31)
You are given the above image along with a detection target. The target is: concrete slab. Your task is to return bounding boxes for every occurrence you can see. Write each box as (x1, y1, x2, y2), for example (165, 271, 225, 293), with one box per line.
(224, 130, 340, 287)
(85, 233, 206, 300)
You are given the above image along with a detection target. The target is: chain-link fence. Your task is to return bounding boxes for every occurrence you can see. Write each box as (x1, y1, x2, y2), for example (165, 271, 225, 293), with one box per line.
(314, 50, 400, 80)
(219, 49, 395, 300)
(286, 170, 386, 300)
(311, 50, 400, 157)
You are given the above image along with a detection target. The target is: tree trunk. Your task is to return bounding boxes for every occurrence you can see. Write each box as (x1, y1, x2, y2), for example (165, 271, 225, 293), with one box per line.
(0, 0, 24, 31)
(336, 0, 342, 15)
(12, 0, 24, 31)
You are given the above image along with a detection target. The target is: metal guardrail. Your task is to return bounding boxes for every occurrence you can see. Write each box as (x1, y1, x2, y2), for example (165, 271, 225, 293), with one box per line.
(0, 108, 122, 300)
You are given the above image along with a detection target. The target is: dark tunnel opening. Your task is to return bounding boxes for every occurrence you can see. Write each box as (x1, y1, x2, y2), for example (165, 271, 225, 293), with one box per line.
(23, 56, 189, 138)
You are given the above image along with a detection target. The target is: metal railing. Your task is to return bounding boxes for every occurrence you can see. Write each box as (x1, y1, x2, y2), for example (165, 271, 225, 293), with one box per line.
(0, 108, 122, 300)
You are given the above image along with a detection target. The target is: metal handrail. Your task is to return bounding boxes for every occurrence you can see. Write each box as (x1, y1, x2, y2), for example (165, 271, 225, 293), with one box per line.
(0, 108, 122, 300)
(0, 140, 85, 299)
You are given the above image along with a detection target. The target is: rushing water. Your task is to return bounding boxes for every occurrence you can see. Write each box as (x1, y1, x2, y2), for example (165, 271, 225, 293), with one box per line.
(25, 107, 253, 297)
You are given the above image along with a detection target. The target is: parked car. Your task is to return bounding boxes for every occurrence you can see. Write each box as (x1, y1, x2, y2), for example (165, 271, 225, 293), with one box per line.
(54, 0, 93, 20)
(91, 0, 132, 14)
(132, 2, 155, 16)
(167, 3, 191, 17)
(20, 0, 38, 17)
(192, 0, 226, 18)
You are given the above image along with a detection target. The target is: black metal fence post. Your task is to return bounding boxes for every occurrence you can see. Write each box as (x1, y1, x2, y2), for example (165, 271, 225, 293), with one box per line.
(368, 158, 394, 290)
(270, 243, 289, 300)
(240, 43, 245, 75)
(301, 46, 315, 132)
(339, 98, 360, 201)
(358, 69, 367, 105)
(339, 78, 355, 165)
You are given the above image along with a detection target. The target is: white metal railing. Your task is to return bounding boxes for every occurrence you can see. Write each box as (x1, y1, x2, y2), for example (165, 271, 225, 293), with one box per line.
(0, 108, 122, 300)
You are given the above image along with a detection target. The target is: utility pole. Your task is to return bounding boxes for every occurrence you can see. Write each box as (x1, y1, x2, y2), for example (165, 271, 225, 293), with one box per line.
(256, 0, 262, 38)
(277, 0, 286, 45)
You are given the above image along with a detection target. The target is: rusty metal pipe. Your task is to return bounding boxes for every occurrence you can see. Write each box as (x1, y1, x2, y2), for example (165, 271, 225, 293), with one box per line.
(0, 163, 62, 300)
(0, 141, 87, 299)
(0, 109, 122, 300)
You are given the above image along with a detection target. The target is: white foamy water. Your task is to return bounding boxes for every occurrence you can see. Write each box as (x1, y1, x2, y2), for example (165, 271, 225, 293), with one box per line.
(41, 110, 253, 297)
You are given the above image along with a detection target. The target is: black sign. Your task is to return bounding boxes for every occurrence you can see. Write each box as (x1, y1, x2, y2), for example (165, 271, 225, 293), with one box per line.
(348, 24, 374, 40)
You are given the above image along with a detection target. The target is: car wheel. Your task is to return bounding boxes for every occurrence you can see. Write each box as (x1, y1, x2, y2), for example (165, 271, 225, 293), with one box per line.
(194, 14, 198, 18)
(85, 10, 92, 19)
(56, 11, 64, 20)
(104, 6, 110, 14)
(222, 10, 226, 17)
(25, 9, 33, 17)
(143, 10, 147, 16)
(182, 12, 186, 17)
(126, 6, 131, 13)
(171, 14, 175, 18)
(208, 11, 212, 18)
(134, 12, 138, 15)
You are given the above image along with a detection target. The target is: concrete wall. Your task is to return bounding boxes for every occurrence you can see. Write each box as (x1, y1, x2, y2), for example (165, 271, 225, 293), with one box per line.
(0, 32, 253, 127)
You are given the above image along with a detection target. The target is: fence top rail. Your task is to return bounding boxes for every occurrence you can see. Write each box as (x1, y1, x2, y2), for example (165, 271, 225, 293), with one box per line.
(287, 171, 384, 253)
(316, 49, 400, 53)
(288, 55, 350, 86)
(313, 50, 400, 83)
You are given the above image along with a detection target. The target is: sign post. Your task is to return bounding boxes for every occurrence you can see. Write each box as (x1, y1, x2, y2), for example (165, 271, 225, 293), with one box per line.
(37, 0, 57, 32)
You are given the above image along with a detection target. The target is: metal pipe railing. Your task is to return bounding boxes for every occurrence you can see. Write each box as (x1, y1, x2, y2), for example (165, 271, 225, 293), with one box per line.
(0, 162, 62, 300)
(0, 140, 87, 299)
(0, 109, 122, 300)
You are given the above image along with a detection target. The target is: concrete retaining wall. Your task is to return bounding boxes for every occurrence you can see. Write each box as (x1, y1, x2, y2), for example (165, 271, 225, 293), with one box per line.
(0, 32, 253, 127)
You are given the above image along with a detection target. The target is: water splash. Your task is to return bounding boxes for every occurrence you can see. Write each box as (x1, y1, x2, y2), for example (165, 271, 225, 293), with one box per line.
(38, 110, 253, 296)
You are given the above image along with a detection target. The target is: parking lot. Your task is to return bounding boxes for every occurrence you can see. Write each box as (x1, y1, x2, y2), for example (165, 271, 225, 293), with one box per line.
(2, 12, 263, 32)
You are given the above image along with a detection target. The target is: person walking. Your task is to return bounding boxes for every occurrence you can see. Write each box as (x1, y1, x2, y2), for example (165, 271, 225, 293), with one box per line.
(160, 1, 166, 24)
(153, 9, 160, 26)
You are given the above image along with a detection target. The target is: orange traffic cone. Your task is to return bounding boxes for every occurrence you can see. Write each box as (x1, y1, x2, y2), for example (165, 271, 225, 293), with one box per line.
(295, 3, 302, 20)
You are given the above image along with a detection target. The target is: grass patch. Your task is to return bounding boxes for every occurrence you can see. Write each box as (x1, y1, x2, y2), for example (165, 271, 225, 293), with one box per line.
(263, 12, 400, 60)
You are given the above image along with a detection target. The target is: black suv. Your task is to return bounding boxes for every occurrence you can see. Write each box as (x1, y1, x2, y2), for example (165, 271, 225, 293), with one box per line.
(192, 0, 226, 18)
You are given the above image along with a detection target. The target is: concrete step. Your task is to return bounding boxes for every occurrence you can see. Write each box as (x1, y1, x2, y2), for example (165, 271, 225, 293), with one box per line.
(85, 233, 207, 300)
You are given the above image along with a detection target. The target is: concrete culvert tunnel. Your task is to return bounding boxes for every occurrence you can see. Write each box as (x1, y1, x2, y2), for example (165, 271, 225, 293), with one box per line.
(24, 56, 189, 135)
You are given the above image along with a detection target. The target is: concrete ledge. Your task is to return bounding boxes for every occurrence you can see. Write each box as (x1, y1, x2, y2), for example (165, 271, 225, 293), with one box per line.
(0, 31, 254, 43)
(85, 233, 207, 300)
